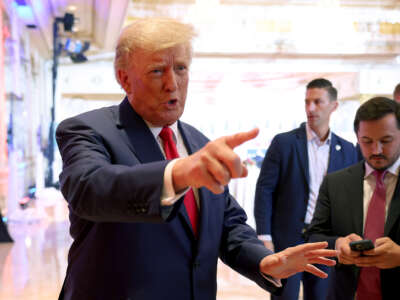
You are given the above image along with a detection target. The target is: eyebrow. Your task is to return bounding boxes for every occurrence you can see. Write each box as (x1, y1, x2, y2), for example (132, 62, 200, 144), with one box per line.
(360, 135, 393, 139)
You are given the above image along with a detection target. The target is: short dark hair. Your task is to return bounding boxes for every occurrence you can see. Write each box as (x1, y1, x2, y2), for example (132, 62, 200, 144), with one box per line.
(394, 83, 400, 98)
(354, 96, 400, 133)
(306, 78, 337, 101)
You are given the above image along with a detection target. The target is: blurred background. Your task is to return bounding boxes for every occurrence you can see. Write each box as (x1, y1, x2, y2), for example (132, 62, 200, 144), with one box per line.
(0, 0, 399, 299)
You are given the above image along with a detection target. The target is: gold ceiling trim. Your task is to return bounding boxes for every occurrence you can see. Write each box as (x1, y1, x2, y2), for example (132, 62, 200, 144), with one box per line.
(62, 93, 124, 101)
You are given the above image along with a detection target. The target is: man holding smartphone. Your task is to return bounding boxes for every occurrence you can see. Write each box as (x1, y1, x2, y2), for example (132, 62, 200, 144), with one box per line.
(254, 78, 358, 300)
(307, 97, 400, 300)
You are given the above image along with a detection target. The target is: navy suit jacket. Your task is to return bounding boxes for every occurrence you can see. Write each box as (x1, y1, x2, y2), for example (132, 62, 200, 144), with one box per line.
(56, 98, 280, 300)
(254, 123, 358, 251)
(307, 162, 400, 300)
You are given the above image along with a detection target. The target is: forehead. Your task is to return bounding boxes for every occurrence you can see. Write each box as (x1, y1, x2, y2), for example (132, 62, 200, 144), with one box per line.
(131, 44, 192, 68)
(305, 88, 329, 100)
(358, 114, 400, 138)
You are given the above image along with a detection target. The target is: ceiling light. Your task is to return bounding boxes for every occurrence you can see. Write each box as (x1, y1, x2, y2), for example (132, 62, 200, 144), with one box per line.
(67, 5, 77, 12)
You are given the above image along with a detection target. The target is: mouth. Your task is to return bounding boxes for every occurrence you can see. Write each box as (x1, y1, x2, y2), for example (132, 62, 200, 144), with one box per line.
(162, 99, 179, 110)
(369, 155, 387, 163)
(167, 99, 178, 105)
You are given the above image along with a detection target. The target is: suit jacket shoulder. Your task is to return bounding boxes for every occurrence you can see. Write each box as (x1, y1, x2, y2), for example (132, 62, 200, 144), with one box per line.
(272, 123, 306, 144)
(331, 132, 357, 154)
(325, 161, 364, 181)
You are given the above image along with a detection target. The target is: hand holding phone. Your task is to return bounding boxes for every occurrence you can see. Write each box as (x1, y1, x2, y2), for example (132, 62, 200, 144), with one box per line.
(349, 239, 375, 252)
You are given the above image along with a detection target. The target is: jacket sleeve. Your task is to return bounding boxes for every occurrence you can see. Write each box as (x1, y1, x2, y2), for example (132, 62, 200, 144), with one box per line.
(220, 189, 284, 295)
(56, 116, 173, 223)
(254, 136, 282, 235)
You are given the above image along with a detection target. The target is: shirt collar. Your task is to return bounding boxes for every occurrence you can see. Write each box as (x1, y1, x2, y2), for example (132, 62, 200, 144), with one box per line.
(364, 155, 400, 178)
(306, 123, 331, 145)
(145, 120, 179, 142)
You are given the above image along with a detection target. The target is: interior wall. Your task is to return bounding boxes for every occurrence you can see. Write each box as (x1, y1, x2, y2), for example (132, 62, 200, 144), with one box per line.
(55, 55, 400, 226)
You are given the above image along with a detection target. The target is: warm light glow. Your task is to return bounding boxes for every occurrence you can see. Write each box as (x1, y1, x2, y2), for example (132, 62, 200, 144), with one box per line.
(67, 5, 77, 12)
(25, 237, 32, 248)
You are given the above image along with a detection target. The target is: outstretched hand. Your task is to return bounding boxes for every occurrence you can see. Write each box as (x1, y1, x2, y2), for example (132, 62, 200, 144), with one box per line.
(172, 128, 259, 194)
(259, 242, 337, 279)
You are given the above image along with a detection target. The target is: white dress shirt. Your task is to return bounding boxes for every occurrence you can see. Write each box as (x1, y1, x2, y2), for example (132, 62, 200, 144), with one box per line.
(363, 156, 400, 229)
(305, 124, 331, 224)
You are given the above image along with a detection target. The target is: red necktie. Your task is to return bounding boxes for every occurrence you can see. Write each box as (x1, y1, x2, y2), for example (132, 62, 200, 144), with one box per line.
(356, 170, 387, 300)
(159, 127, 199, 237)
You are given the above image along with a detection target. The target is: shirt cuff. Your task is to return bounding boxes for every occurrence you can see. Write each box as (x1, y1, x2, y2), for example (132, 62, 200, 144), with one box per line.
(260, 272, 282, 287)
(258, 235, 272, 241)
(161, 159, 189, 206)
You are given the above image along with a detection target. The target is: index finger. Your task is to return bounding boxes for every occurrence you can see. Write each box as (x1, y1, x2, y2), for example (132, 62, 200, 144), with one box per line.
(225, 128, 259, 149)
(296, 241, 329, 252)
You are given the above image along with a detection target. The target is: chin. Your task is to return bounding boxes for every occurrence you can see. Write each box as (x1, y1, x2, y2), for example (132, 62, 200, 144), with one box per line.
(161, 116, 181, 126)
(369, 162, 388, 171)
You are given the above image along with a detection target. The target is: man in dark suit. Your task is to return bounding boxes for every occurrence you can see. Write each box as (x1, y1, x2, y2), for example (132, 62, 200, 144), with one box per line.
(308, 97, 400, 300)
(56, 17, 337, 300)
(254, 78, 358, 300)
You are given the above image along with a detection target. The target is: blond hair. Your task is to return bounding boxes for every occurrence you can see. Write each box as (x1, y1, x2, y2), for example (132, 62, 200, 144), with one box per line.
(114, 17, 196, 85)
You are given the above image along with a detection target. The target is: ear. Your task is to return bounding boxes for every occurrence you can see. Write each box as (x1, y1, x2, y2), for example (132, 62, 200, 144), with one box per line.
(117, 69, 131, 94)
(331, 100, 339, 112)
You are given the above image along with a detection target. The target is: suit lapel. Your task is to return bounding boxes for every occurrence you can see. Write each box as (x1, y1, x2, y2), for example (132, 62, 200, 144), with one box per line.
(115, 98, 164, 163)
(346, 163, 365, 236)
(385, 177, 400, 236)
(115, 99, 202, 240)
(295, 123, 310, 186)
(177, 122, 205, 240)
(327, 133, 341, 173)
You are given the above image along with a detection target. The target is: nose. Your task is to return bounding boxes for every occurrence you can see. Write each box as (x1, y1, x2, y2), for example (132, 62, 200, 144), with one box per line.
(163, 69, 178, 92)
(306, 102, 315, 113)
(372, 141, 383, 154)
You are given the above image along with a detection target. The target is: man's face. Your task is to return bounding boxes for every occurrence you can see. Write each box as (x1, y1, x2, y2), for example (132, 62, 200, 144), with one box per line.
(118, 44, 191, 126)
(305, 88, 338, 131)
(357, 113, 400, 170)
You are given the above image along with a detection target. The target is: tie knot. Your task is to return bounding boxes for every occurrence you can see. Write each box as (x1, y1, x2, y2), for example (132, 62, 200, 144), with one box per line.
(159, 126, 179, 159)
(372, 169, 387, 183)
(159, 126, 174, 142)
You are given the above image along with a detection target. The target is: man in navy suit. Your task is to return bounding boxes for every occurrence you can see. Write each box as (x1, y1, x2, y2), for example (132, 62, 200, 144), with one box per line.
(56, 18, 337, 300)
(254, 78, 358, 300)
(308, 97, 400, 300)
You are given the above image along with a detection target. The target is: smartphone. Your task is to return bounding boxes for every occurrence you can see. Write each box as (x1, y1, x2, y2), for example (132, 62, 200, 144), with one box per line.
(349, 239, 375, 252)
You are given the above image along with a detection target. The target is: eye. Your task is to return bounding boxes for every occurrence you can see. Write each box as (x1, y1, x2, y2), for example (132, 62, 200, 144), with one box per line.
(381, 139, 392, 144)
(175, 64, 187, 73)
(361, 139, 372, 145)
(151, 69, 162, 75)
